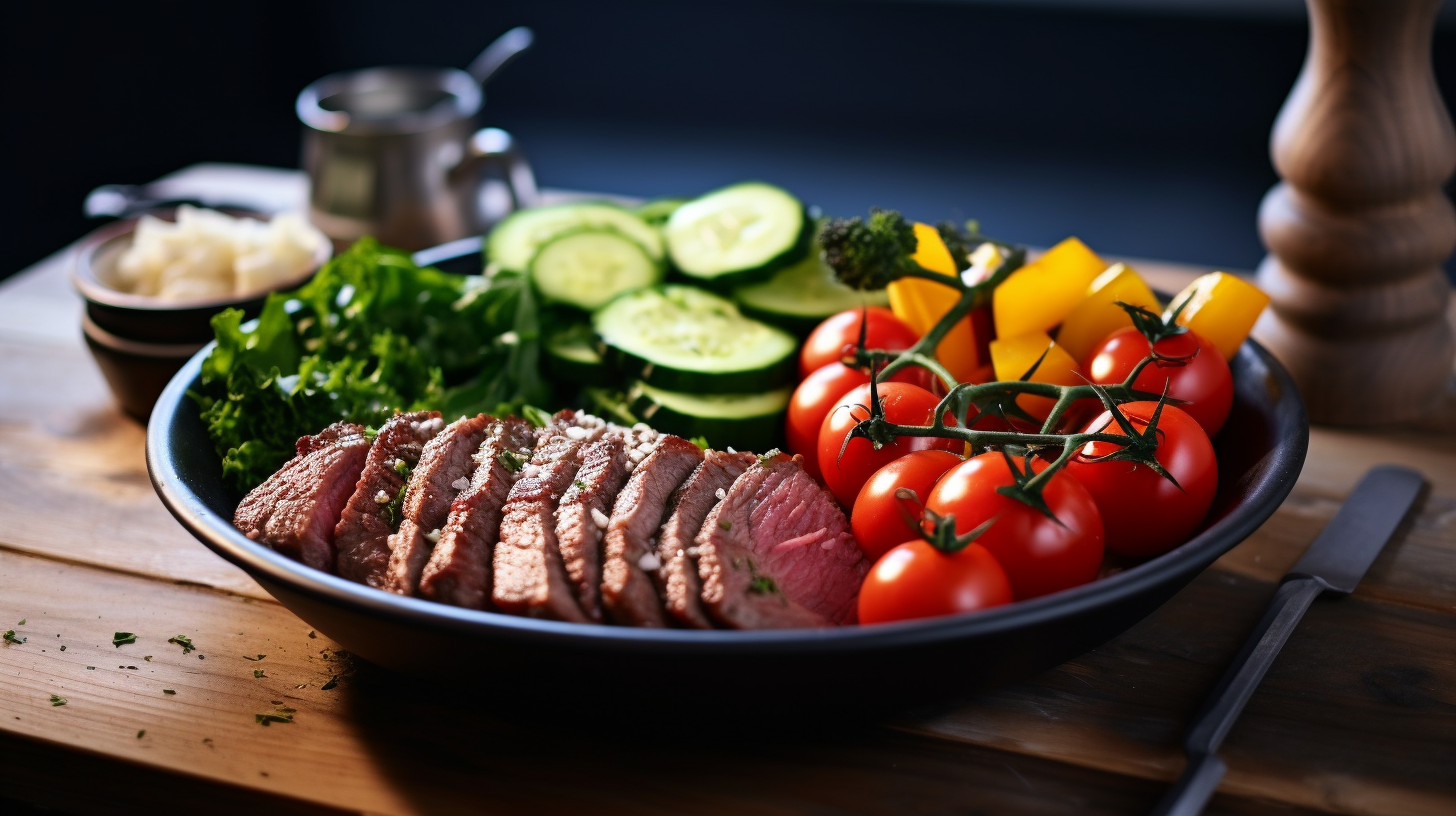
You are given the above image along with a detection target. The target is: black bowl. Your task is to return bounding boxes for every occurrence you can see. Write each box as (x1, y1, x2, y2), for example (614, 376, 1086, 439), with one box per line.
(146, 336, 1307, 701)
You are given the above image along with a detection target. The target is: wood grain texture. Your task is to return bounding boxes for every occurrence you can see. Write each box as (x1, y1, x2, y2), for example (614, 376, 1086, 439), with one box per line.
(1255, 0, 1456, 424)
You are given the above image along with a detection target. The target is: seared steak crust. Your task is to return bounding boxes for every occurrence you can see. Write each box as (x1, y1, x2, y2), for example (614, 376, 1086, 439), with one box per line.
(234, 422, 369, 572)
(657, 450, 755, 628)
(384, 414, 497, 596)
(555, 434, 630, 621)
(600, 435, 705, 627)
(417, 416, 538, 609)
(334, 412, 443, 588)
(697, 454, 867, 628)
(491, 413, 608, 621)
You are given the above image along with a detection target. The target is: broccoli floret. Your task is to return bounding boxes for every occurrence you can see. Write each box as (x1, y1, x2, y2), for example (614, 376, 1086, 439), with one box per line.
(936, 220, 978, 272)
(819, 208, 920, 290)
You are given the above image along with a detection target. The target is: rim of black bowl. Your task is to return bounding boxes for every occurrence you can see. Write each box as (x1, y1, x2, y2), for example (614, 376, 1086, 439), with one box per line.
(146, 340, 1307, 655)
(72, 209, 333, 312)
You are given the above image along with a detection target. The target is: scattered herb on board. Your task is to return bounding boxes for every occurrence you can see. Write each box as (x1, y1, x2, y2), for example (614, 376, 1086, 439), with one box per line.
(16, 619, 24, 625)
(2, 630, 24, 645)
(136, 730, 146, 739)
(192, 239, 550, 493)
(255, 706, 295, 726)
(49, 695, 66, 707)
(243, 654, 266, 661)
(59, 645, 65, 651)
(112, 632, 136, 647)
(143, 655, 151, 661)
(163, 689, 176, 695)
(307, 631, 316, 639)
(167, 635, 195, 654)
(253, 670, 266, 679)
(320, 675, 338, 691)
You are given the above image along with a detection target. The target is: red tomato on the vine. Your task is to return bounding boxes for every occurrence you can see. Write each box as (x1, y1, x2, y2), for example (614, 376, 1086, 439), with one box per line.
(787, 363, 870, 480)
(1063, 401, 1217, 559)
(817, 382, 961, 506)
(851, 449, 963, 561)
(800, 307, 920, 379)
(1084, 327, 1232, 437)
(858, 541, 1012, 625)
(925, 452, 1104, 600)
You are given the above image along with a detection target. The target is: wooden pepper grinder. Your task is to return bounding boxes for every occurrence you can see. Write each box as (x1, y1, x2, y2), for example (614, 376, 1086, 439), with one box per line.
(1256, 0, 1456, 425)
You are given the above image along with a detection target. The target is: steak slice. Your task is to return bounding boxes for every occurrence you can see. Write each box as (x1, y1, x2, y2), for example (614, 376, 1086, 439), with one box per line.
(383, 414, 497, 596)
(656, 450, 755, 629)
(697, 453, 868, 628)
(334, 411, 443, 588)
(600, 435, 705, 626)
(554, 433, 629, 621)
(491, 414, 608, 621)
(233, 422, 369, 572)
(417, 416, 538, 609)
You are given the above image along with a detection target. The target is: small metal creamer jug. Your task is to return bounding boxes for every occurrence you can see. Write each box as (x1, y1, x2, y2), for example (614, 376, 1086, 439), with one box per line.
(297, 66, 536, 251)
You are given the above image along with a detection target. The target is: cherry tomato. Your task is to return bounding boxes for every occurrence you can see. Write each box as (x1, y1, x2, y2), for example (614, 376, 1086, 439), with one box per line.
(925, 452, 1104, 600)
(858, 541, 1012, 624)
(1084, 327, 1233, 437)
(787, 363, 871, 480)
(851, 449, 963, 561)
(800, 307, 920, 379)
(1063, 401, 1217, 559)
(817, 382, 962, 506)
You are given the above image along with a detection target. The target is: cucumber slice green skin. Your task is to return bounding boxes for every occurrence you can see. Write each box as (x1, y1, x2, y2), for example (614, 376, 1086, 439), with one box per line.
(592, 285, 799, 395)
(664, 182, 813, 291)
(634, 198, 688, 226)
(487, 202, 663, 272)
(528, 228, 663, 311)
(544, 323, 616, 388)
(733, 251, 891, 337)
(626, 381, 790, 454)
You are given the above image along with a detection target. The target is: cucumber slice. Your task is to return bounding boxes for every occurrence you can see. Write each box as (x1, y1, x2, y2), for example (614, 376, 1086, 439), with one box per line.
(529, 229, 663, 311)
(664, 182, 810, 288)
(545, 322, 614, 387)
(487, 203, 664, 271)
(734, 249, 891, 336)
(634, 197, 688, 226)
(593, 285, 798, 394)
(628, 381, 791, 453)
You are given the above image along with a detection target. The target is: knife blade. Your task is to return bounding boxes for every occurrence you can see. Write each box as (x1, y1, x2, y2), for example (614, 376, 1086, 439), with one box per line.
(1152, 465, 1425, 816)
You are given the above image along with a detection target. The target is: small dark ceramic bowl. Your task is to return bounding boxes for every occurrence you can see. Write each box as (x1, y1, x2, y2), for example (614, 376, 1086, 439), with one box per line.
(73, 209, 331, 418)
(72, 208, 331, 345)
(146, 336, 1307, 703)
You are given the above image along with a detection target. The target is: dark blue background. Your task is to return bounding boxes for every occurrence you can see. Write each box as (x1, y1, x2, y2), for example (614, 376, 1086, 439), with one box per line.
(7, 1, 1456, 280)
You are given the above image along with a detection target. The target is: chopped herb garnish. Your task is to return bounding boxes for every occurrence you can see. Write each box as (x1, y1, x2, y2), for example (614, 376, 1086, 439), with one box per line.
(254, 706, 296, 726)
(59, 645, 65, 651)
(137, 730, 146, 739)
(86, 666, 95, 670)
(2, 630, 25, 645)
(143, 655, 151, 661)
(393, 458, 411, 477)
(307, 631, 317, 639)
(112, 632, 137, 647)
(125, 665, 138, 670)
(689, 436, 710, 450)
(163, 689, 176, 695)
(253, 669, 266, 678)
(16, 619, 25, 625)
(497, 449, 528, 472)
(522, 404, 553, 428)
(718, 519, 732, 531)
(49, 695, 67, 707)
(749, 574, 780, 595)
(167, 635, 194, 654)
(755, 449, 784, 466)
(573, 479, 588, 491)
(320, 675, 338, 690)
(243, 654, 266, 661)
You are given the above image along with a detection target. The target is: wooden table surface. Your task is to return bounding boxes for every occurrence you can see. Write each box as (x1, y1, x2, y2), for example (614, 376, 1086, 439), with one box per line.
(2, 169, 1454, 816)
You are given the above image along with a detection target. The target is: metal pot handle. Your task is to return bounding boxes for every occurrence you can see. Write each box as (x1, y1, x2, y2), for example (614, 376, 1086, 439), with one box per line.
(457, 127, 538, 222)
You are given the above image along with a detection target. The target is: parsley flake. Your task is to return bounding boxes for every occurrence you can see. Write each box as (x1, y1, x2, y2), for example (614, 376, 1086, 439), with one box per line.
(254, 706, 295, 726)
(167, 635, 195, 654)
(243, 654, 266, 661)
(573, 479, 588, 491)
(497, 449, 528, 472)
(16, 619, 25, 626)
(718, 519, 732, 531)
(49, 694, 67, 707)
(320, 675, 338, 690)
(163, 689, 176, 695)
(522, 405, 553, 428)
(2, 630, 25, 645)
(112, 632, 136, 647)
(689, 436, 710, 450)
(253, 669, 266, 679)
(307, 631, 316, 639)
(137, 730, 146, 739)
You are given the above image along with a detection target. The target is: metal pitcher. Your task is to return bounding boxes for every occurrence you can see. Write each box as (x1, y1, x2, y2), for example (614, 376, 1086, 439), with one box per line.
(296, 65, 537, 251)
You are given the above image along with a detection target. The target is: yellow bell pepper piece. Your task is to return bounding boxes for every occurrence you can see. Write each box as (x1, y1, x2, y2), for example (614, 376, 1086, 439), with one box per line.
(990, 331, 1082, 420)
(993, 237, 1107, 339)
(1166, 271, 1271, 360)
(886, 223, 986, 383)
(1055, 263, 1162, 365)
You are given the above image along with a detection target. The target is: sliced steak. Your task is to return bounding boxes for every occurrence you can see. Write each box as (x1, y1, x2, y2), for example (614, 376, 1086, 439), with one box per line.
(600, 435, 705, 627)
(417, 416, 538, 609)
(334, 411, 443, 588)
(491, 414, 608, 621)
(697, 453, 868, 628)
(233, 422, 369, 572)
(656, 450, 755, 628)
(383, 414, 497, 596)
(554, 434, 628, 621)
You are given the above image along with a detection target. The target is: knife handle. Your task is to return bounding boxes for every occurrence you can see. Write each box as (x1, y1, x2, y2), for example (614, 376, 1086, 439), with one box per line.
(1151, 576, 1327, 816)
